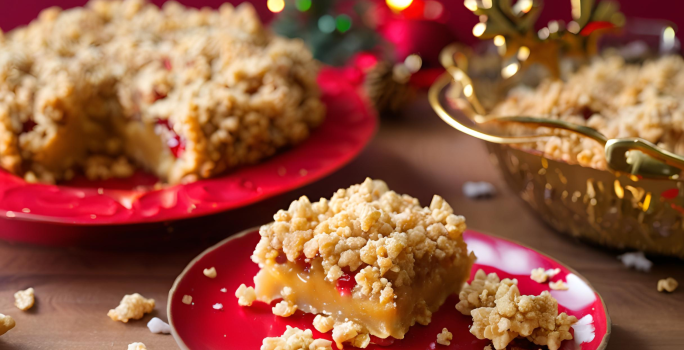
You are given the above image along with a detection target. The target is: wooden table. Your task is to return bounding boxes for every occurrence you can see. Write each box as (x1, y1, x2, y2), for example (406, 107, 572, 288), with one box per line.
(0, 96, 682, 349)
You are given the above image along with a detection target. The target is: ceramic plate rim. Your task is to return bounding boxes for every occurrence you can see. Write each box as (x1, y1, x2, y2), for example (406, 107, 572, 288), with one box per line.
(167, 226, 611, 350)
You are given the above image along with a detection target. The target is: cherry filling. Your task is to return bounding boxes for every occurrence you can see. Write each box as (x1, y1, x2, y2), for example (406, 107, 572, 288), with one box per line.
(336, 271, 358, 297)
(156, 119, 185, 158)
(163, 57, 172, 71)
(580, 106, 595, 120)
(22, 119, 37, 133)
(370, 336, 395, 347)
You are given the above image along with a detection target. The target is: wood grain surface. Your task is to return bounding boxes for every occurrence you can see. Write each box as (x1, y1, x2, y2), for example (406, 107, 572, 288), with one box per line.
(0, 96, 682, 349)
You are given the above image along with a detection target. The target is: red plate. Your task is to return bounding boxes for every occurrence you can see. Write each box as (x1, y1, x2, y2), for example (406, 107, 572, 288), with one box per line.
(0, 68, 376, 244)
(168, 228, 610, 350)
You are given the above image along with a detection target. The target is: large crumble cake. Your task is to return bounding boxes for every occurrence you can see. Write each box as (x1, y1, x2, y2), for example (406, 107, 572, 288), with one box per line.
(0, 0, 324, 184)
(250, 178, 475, 348)
(489, 55, 684, 170)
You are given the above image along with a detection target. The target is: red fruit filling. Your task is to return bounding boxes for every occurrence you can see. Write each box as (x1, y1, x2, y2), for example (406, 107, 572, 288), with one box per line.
(22, 120, 36, 133)
(336, 271, 358, 297)
(156, 119, 185, 158)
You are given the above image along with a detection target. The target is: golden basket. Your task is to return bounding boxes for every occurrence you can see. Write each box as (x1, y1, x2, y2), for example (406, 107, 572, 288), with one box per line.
(429, 45, 684, 259)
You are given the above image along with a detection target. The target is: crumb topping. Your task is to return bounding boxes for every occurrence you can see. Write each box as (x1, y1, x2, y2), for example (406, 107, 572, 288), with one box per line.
(252, 178, 469, 304)
(0, 313, 15, 336)
(181, 295, 192, 305)
(489, 55, 684, 170)
(128, 342, 147, 350)
(14, 287, 35, 311)
(272, 300, 298, 317)
(107, 293, 155, 323)
(331, 321, 369, 349)
(436, 328, 453, 346)
(657, 277, 678, 293)
(530, 268, 560, 284)
(456, 269, 517, 315)
(235, 284, 257, 306)
(549, 280, 569, 291)
(468, 279, 577, 350)
(203, 267, 217, 279)
(261, 326, 333, 350)
(313, 314, 335, 333)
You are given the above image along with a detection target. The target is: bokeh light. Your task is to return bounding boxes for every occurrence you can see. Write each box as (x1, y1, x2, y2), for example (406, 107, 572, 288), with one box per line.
(318, 15, 336, 34)
(267, 0, 285, 13)
(386, 0, 414, 12)
(336, 15, 352, 33)
(295, 0, 312, 12)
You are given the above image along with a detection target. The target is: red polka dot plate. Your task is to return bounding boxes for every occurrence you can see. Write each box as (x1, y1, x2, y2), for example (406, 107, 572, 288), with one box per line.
(168, 228, 610, 350)
(0, 68, 376, 245)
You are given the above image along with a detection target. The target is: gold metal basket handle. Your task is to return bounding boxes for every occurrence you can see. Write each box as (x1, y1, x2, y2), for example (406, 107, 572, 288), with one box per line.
(429, 44, 684, 178)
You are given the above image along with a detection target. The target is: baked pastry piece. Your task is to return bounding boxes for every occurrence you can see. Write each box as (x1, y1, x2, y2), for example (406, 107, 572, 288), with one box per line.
(251, 178, 475, 347)
(0, 0, 324, 184)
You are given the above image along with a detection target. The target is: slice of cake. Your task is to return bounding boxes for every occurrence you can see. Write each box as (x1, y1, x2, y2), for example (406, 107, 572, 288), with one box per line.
(0, 0, 324, 184)
(251, 178, 475, 347)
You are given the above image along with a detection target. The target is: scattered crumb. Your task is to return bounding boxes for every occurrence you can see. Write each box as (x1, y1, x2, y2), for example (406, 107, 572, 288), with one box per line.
(530, 268, 561, 283)
(617, 251, 652, 272)
(436, 328, 453, 346)
(128, 343, 147, 350)
(0, 313, 16, 336)
(220, 288, 227, 293)
(456, 269, 518, 315)
(313, 314, 335, 333)
(261, 325, 333, 350)
(213, 303, 223, 310)
(14, 287, 35, 311)
(107, 293, 155, 323)
(235, 284, 257, 306)
(484, 346, 493, 350)
(331, 321, 368, 349)
(182, 295, 193, 305)
(203, 267, 217, 279)
(463, 181, 496, 198)
(147, 317, 171, 334)
(549, 280, 569, 291)
(272, 300, 297, 317)
(657, 277, 679, 293)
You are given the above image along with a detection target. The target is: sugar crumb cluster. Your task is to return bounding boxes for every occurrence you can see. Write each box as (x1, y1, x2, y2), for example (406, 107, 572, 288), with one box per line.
(107, 293, 155, 323)
(261, 326, 333, 350)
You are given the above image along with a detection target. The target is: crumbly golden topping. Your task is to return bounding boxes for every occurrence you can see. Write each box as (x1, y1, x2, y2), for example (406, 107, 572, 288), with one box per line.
(235, 284, 256, 306)
(128, 343, 147, 350)
(252, 178, 469, 304)
(456, 269, 518, 315)
(0, 0, 324, 184)
(0, 313, 15, 336)
(261, 326, 333, 350)
(331, 321, 369, 349)
(181, 295, 192, 305)
(272, 300, 298, 317)
(107, 293, 155, 323)
(14, 287, 35, 311)
(203, 267, 217, 279)
(490, 55, 684, 169)
(657, 277, 679, 293)
(436, 328, 453, 346)
(549, 280, 569, 291)
(312, 315, 335, 333)
(530, 268, 560, 284)
(468, 277, 577, 350)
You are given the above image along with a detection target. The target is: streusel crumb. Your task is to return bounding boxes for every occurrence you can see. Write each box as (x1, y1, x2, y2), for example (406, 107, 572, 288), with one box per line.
(14, 287, 35, 311)
(0, 313, 15, 336)
(469, 281, 577, 350)
(181, 295, 192, 305)
(531, 268, 561, 284)
(313, 314, 335, 333)
(456, 269, 518, 315)
(549, 280, 569, 291)
(261, 326, 333, 350)
(203, 267, 217, 279)
(252, 178, 470, 305)
(128, 343, 147, 350)
(235, 284, 257, 306)
(657, 277, 678, 293)
(272, 300, 298, 317)
(107, 293, 155, 323)
(331, 321, 368, 349)
(436, 328, 453, 346)
(484, 345, 493, 350)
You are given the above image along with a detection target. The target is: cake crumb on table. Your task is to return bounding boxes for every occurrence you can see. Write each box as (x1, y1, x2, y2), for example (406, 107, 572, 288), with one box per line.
(107, 293, 155, 323)
(549, 280, 569, 291)
(203, 267, 217, 279)
(127, 343, 147, 350)
(181, 295, 192, 305)
(436, 328, 453, 346)
(261, 326, 332, 350)
(0, 313, 16, 336)
(272, 300, 297, 317)
(14, 287, 35, 311)
(235, 284, 256, 306)
(313, 314, 335, 333)
(657, 277, 679, 293)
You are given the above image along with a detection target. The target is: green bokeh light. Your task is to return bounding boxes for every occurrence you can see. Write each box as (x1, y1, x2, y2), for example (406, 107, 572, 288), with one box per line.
(295, 0, 311, 12)
(318, 15, 336, 34)
(336, 15, 352, 33)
